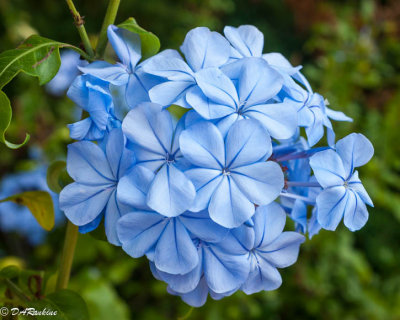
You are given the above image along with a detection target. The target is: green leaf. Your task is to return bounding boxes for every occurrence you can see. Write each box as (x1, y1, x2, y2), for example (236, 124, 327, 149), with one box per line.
(0, 90, 30, 148)
(0, 35, 90, 149)
(47, 161, 72, 194)
(29, 289, 89, 320)
(0, 191, 55, 231)
(118, 17, 160, 60)
(0, 265, 20, 279)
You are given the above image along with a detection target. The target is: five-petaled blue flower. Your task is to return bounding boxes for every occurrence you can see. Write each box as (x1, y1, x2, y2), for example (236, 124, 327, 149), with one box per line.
(310, 133, 374, 231)
(180, 118, 284, 228)
(143, 27, 231, 108)
(122, 102, 196, 217)
(60, 128, 135, 245)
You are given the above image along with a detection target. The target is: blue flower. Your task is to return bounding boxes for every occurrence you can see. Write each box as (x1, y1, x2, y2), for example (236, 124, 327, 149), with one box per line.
(0, 168, 63, 245)
(142, 27, 231, 108)
(239, 203, 305, 294)
(79, 25, 153, 108)
(180, 118, 284, 228)
(59, 128, 135, 245)
(187, 58, 297, 139)
(67, 74, 121, 141)
(155, 203, 304, 306)
(151, 231, 251, 307)
(293, 91, 353, 147)
(310, 133, 374, 231)
(117, 209, 228, 275)
(46, 49, 88, 96)
(121, 102, 196, 217)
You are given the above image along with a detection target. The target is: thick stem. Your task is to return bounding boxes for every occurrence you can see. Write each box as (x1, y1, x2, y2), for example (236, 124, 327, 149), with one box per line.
(95, 0, 121, 58)
(65, 0, 95, 57)
(56, 221, 79, 290)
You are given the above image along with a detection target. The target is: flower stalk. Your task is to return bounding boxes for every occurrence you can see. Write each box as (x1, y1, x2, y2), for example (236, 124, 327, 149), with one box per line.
(96, 0, 121, 58)
(56, 221, 79, 290)
(65, 0, 95, 57)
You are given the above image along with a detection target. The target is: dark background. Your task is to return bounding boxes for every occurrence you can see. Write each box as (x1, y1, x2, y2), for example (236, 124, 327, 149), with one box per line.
(1, 0, 400, 319)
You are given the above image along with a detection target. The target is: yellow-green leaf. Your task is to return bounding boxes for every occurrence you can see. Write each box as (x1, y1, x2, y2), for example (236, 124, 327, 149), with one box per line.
(0, 191, 55, 231)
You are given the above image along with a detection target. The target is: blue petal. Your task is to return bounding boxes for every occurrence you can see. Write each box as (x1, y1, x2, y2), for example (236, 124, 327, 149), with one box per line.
(194, 68, 238, 108)
(172, 277, 209, 307)
(310, 149, 346, 188)
(155, 247, 203, 293)
(225, 119, 271, 169)
(224, 25, 264, 58)
(231, 162, 284, 206)
(154, 218, 198, 274)
(316, 186, 348, 230)
(257, 231, 305, 268)
(108, 25, 141, 71)
(125, 73, 150, 108)
(122, 102, 173, 155)
(186, 86, 235, 120)
(335, 133, 374, 179)
(180, 211, 229, 243)
(105, 128, 130, 179)
(208, 176, 255, 228)
(348, 171, 373, 207)
(104, 190, 123, 245)
(263, 52, 301, 76)
(244, 101, 297, 139)
(117, 211, 166, 258)
(146, 164, 196, 217)
(149, 81, 194, 108)
(68, 118, 102, 141)
(180, 121, 225, 169)
(117, 165, 155, 209)
(238, 58, 283, 106)
(59, 183, 114, 226)
(79, 61, 129, 85)
(142, 55, 194, 80)
(326, 107, 352, 122)
(78, 212, 103, 234)
(343, 190, 369, 231)
(66, 141, 115, 185)
(180, 27, 230, 72)
(185, 168, 223, 212)
(253, 203, 287, 247)
(203, 244, 250, 293)
(241, 256, 282, 294)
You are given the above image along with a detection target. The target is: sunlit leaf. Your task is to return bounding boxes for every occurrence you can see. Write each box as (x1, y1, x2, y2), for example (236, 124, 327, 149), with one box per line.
(0, 190, 55, 231)
(0, 35, 90, 149)
(118, 17, 160, 60)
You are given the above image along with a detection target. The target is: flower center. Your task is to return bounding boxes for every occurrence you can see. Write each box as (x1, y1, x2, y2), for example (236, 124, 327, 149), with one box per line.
(222, 168, 231, 176)
(165, 153, 175, 165)
(237, 100, 247, 115)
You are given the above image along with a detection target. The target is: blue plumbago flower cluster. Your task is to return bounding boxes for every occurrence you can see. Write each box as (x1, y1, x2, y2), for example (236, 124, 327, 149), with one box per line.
(0, 168, 63, 245)
(59, 24, 374, 306)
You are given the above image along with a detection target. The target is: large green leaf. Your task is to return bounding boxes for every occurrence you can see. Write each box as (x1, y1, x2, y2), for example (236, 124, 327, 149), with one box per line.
(118, 18, 160, 60)
(0, 190, 55, 231)
(29, 289, 90, 320)
(0, 35, 90, 149)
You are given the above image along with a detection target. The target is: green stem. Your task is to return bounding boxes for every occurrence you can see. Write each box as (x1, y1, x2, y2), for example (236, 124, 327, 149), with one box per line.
(95, 0, 121, 58)
(4, 279, 30, 303)
(65, 0, 95, 57)
(56, 221, 79, 290)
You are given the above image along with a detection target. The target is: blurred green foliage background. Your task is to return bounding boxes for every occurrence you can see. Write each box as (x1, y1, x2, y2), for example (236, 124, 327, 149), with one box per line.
(1, 0, 400, 319)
